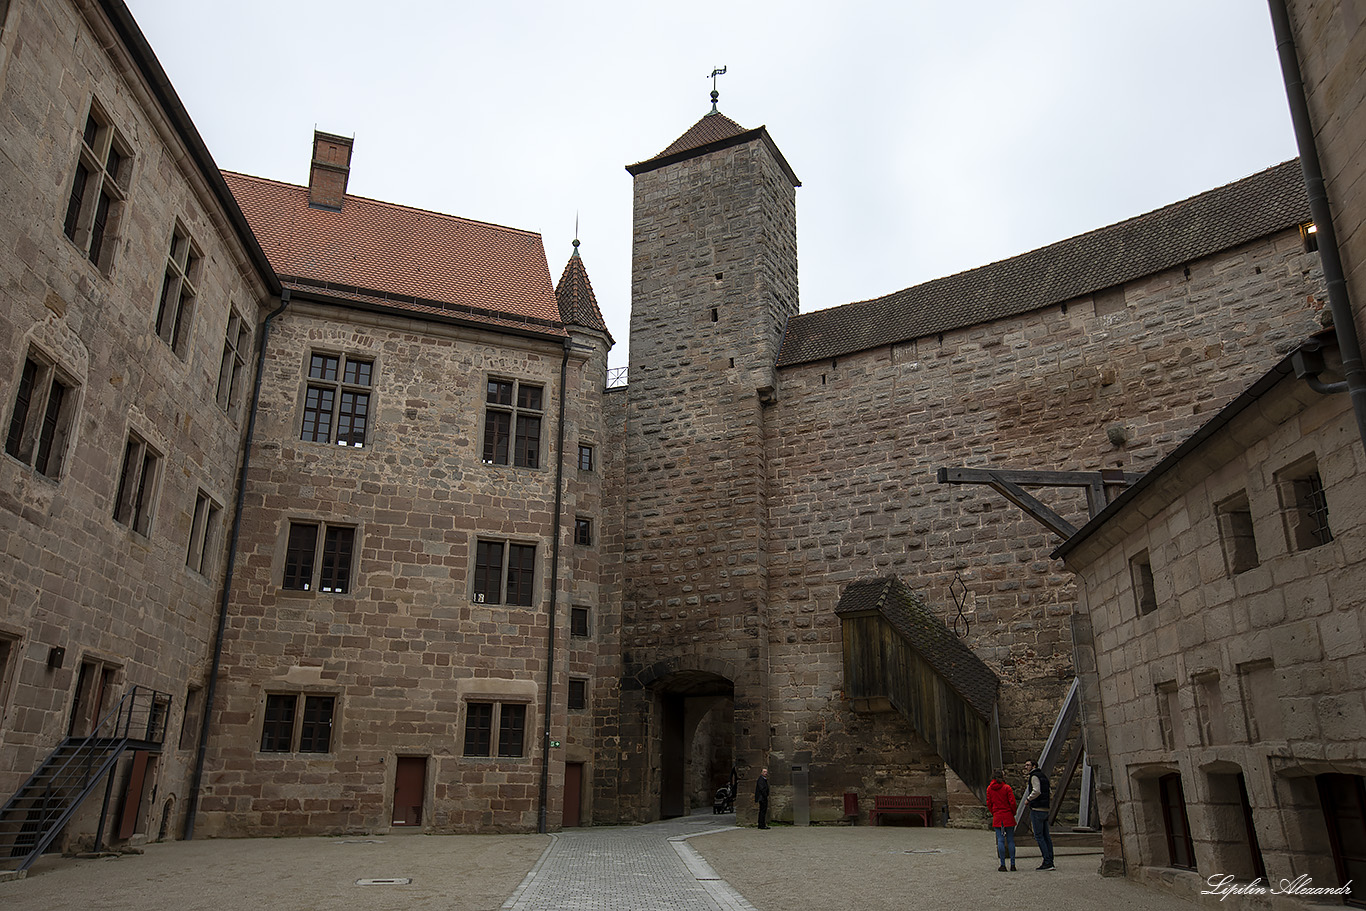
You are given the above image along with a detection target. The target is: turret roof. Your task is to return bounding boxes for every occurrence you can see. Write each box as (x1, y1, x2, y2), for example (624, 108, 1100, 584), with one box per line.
(555, 243, 613, 343)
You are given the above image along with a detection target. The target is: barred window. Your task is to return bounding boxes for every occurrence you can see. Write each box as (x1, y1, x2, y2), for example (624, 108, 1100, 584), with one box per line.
(260, 693, 335, 753)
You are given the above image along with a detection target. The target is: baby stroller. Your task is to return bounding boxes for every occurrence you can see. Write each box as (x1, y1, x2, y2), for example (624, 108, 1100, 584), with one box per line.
(713, 763, 738, 814)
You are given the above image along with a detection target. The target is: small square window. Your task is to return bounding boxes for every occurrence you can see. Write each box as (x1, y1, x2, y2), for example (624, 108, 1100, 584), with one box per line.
(574, 517, 592, 546)
(1130, 550, 1156, 616)
(578, 444, 594, 472)
(1215, 491, 1259, 575)
(570, 607, 590, 638)
(568, 678, 587, 711)
(1276, 456, 1332, 551)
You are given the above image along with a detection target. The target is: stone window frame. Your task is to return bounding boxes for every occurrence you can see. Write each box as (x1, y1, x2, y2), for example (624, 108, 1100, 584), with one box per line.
(185, 489, 222, 576)
(178, 683, 203, 752)
(1155, 680, 1180, 751)
(568, 678, 588, 712)
(216, 306, 251, 415)
(281, 519, 358, 594)
(1214, 489, 1259, 576)
(1190, 669, 1225, 747)
(1275, 454, 1333, 552)
(461, 699, 530, 759)
(472, 537, 537, 606)
(62, 97, 132, 275)
(112, 431, 163, 537)
(577, 443, 594, 472)
(0, 631, 20, 731)
(482, 377, 544, 469)
(5, 346, 81, 481)
(1129, 549, 1157, 616)
(570, 606, 590, 638)
(258, 691, 338, 754)
(154, 222, 202, 357)
(1158, 772, 1196, 871)
(299, 351, 374, 448)
(574, 517, 592, 546)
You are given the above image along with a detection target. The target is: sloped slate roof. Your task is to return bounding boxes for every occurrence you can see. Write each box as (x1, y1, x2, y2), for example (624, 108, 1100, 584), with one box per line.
(626, 112, 801, 186)
(778, 160, 1310, 366)
(222, 172, 563, 333)
(835, 576, 999, 720)
(554, 244, 613, 342)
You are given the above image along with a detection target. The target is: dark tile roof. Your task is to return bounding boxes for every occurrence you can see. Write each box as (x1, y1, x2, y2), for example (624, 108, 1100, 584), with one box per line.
(554, 244, 613, 342)
(778, 160, 1310, 366)
(835, 576, 999, 720)
(626, 112, 801, 186)
(222, 171, 564, 334)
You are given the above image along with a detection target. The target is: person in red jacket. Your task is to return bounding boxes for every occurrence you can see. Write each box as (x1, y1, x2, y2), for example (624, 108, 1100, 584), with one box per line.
(987, 770, 1018, 871)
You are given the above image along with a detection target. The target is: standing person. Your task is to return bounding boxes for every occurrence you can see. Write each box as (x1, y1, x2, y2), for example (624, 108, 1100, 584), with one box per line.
(987, 770, 1017, 871)
(1024, 759, 1055, 870)
(754, 767, 770, 829)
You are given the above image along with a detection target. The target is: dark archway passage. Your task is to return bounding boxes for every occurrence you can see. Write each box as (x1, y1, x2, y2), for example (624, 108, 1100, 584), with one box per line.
(654, 670, 734, 818)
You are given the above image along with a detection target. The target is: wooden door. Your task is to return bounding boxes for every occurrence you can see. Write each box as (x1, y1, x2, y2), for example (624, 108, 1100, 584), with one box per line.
(562, 762, 583, 828)
(69, 661, 112, 737)
(392, 757, 426, 826)
(117, 751, 153, 839)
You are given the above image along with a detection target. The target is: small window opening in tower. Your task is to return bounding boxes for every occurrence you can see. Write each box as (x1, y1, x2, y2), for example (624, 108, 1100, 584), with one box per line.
(729, 358, 734, 368)
(1301, 222, 1318, 253)
(711, 308, 718, 322)
(715, 273, 723, 281)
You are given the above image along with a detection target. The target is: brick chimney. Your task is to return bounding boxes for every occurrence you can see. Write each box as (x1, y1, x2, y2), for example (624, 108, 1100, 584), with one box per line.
(308, 130, 353, 210)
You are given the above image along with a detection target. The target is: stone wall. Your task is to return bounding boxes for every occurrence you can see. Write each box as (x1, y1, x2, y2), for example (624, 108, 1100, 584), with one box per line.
(759, 227, 1324, 819)
(196, 303, 609, 835)
(1062, 344, 1365, 907)
(0, 0, 269, 847)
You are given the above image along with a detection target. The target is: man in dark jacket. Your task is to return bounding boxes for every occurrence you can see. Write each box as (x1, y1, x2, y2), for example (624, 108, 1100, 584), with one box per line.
(1024, 760, 1054, 870)
(755, 768, 770, 829)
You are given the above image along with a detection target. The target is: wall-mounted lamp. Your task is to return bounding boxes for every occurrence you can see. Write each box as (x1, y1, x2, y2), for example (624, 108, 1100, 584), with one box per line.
(47, 645, 65, 670)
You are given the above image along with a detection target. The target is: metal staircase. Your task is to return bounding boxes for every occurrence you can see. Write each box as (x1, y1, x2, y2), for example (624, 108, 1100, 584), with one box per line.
(0, 686, 169, 873)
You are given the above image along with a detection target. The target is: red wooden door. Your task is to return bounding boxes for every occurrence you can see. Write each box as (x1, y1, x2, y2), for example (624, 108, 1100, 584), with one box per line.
(117, 751, 151, 839)
(562, 762, 583, 827)
(392, 757, 426, 826)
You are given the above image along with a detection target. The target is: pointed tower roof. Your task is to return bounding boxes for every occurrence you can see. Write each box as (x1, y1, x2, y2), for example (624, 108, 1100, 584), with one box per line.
(555, 240, 613, 343)
(626, 112, 800, 185)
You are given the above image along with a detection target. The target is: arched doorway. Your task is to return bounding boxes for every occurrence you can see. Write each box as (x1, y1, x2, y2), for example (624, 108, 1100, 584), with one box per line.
(654, 670, 734, 818)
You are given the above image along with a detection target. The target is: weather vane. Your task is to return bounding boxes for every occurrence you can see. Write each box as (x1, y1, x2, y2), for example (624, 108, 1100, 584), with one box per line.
(709, 66, 727, 113)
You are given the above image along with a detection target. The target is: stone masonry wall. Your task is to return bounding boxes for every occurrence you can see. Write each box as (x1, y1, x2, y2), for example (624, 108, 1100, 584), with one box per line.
(614, 135, 799, 821)
(198, 304, 606, 836)
(0, 0, 269, 846)
(1066, 356, 1365, 905)
(761, 228, 1325, 820)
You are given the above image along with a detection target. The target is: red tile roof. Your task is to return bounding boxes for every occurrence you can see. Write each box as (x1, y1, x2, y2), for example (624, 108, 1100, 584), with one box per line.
(222, 172, 563, 333)
(554, 243, 613, 343)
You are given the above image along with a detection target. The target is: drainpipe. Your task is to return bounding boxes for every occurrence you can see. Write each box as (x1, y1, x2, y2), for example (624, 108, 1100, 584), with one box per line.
(183, 288, 291, 840)
(1268, 0, 1366, 451)
(538, 337, 572, 834)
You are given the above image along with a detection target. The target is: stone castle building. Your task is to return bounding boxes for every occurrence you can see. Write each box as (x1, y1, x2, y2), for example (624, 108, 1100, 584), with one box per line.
(1, 0, 1363, 904)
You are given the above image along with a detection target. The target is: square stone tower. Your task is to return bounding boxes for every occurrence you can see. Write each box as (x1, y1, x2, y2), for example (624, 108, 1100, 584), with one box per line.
(613, 107, 800, 820)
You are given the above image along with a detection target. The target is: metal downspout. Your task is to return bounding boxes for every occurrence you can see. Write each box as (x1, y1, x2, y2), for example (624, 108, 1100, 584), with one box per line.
(183, 289, 291, 840)
(1268, 0, 1366, 451)
(538, 338, 572, 834)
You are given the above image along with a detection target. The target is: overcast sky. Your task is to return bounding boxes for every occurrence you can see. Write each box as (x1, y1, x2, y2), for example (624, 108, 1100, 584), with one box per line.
(125, 0, 1298, 371)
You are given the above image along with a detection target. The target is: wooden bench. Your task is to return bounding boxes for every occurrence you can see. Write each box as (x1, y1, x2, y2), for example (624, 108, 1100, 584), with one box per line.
(870, 795, 933, 827)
